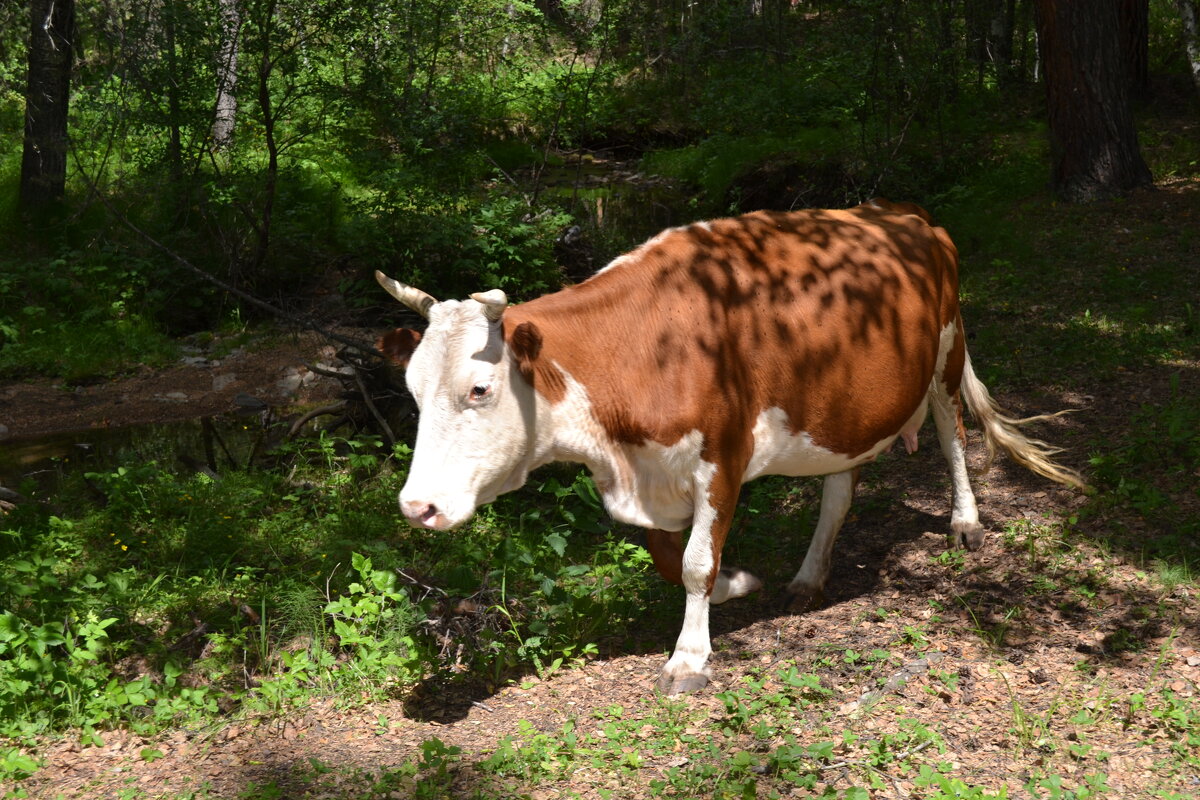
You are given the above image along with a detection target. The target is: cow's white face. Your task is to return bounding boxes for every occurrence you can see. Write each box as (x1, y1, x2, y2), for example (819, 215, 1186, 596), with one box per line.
(399, 298, 536, 530)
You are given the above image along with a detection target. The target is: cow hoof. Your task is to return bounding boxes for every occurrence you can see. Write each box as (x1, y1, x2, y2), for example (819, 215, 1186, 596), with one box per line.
(783, 585, 825, 613)
(951, 521, 986, 551)
(710, 566, 764, 604)
(656, 669, 710, 696)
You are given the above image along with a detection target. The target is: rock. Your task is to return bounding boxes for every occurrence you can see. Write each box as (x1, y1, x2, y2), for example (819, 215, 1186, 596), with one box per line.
(313, 361, 352, 376)
(234, 393, 268, 411)
(276, 366, 318, 395)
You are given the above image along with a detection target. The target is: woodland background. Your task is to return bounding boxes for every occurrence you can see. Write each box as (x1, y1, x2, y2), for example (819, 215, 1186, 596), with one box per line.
(2, 2, 1200, 798)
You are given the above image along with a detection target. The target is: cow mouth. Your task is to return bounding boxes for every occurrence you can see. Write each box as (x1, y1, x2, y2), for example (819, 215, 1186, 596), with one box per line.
(405, 507, 455, 530)
(399, 482, 502, 531)
(400, 497, 476, 531)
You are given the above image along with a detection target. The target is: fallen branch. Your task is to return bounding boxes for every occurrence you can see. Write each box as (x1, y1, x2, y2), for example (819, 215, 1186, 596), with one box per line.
(353, 363, 395, 448)
(287, 402, 347, 439)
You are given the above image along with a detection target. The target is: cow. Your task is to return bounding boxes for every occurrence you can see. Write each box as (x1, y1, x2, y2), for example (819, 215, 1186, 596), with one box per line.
(375, 199, 1085, 695)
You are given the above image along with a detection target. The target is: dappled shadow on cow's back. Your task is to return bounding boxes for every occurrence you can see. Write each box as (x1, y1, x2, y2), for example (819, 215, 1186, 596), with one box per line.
(655, 208, 941, 458)
(505, 203, 955, 461)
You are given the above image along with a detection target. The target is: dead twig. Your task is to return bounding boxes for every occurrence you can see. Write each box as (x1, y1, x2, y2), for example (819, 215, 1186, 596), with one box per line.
(287, 402, 347, 439)
(353, 364, 395, 448)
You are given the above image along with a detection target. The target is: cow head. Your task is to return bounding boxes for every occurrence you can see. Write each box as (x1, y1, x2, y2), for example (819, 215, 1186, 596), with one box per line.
(376, 271, 539, 531)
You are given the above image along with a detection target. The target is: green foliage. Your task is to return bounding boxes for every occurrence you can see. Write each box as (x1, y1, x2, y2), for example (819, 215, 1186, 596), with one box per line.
(0, 248, 179, 380)
(643, 129, 844, 211)
(442, 470, 653, 678)
(0, 431, 653, 787)
(915, 766, 1010, 799)
(1087, 375, 1200, 562)
(716, 664, 832, 739)
(1023, 772, 1111, 800)
(4, 0, 1194, 380)
(0, 523, 220, 756)
(322, 552, 424, 694)
(347, 186, 572, 302)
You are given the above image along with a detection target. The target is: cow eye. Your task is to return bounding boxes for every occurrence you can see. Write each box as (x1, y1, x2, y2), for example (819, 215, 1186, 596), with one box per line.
(469, 384, 491, 400)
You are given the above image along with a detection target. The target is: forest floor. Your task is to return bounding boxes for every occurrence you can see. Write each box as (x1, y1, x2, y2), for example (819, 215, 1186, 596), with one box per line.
(0, 329, 357, 442)
(9, 179, 1200, 799)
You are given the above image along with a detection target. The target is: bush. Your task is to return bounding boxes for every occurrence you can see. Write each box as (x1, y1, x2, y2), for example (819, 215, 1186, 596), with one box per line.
(0, 247, 179, 381)
(347, 181, 571, 302)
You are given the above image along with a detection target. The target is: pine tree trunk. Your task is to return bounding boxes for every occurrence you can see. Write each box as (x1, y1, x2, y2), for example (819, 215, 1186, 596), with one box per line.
(1119, 0, 1149, 95)
(1034, 0, 1153, 202)
(19, 0, 75, 213)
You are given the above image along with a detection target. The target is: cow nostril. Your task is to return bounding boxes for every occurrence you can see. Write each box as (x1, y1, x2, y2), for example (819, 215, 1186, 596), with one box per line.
(402, 500, 439, 526)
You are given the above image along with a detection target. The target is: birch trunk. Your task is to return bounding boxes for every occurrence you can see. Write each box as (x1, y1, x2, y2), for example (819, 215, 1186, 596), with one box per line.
(213, 0, 241, 150)
(1180, 0, 1200, 99)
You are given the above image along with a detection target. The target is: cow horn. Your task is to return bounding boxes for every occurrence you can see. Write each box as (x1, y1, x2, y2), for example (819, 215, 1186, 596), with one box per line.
(470, 289, 508, 322)
(375, 271, 436, 318)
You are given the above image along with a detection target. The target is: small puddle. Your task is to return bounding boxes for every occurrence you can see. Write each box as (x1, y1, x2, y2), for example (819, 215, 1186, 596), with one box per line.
(0, 413, 271, 496)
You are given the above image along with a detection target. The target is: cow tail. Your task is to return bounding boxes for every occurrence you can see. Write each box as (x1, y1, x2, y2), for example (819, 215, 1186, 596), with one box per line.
(958, 352, 1088, 491)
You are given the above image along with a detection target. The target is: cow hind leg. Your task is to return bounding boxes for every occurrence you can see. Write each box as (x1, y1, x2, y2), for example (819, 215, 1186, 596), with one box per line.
(711, 565, 764, 604)
(930, 379, 985, 550)
(645, 530, 762, 605)
(784, 470, 857, 612)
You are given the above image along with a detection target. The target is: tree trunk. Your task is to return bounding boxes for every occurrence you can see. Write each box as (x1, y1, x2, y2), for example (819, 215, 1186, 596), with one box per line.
(213, 0, 241, 150)
(163, 1, 184, 182)
(248, 0, 279, 279)
(1034, 0, 1153, 202)
(1179, 0, 1200, 99)
(1118, 0, 1148, 96)
(19, 0, 75, 213)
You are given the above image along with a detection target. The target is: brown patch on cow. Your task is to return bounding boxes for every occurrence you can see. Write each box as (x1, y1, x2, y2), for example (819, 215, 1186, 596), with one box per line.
(377, 329, 423, 368)
(702, 467, 748, 593)
(868, 197, 934, 224)
(944, 314, 967, 393)
(944, 312, 969, 443)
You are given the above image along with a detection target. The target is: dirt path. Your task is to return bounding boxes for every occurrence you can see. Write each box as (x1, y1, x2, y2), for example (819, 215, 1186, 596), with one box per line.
(0, 330, 358, 443)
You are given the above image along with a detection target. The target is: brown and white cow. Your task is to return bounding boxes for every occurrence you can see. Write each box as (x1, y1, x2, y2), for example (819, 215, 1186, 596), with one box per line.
(376, 199, 1085, 695)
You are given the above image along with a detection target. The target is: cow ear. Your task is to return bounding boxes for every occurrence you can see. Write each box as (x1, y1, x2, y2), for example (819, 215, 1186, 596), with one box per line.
(376, 328, 422, 367)
(508, 321, 542, 377)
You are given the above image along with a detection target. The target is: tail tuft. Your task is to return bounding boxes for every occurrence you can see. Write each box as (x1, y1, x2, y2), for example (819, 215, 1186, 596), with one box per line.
(958, 354, 1089, 491)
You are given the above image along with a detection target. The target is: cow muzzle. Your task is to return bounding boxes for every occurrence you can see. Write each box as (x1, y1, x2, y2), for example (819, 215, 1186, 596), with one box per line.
(400, 499, 454, 530)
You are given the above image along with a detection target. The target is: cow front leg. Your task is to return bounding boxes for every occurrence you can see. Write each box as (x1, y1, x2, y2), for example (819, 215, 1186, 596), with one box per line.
(656, 471, 740, 695)
(785, 469, 857, 612)
(646, 529, 762, 605)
